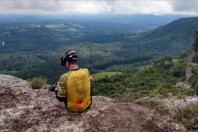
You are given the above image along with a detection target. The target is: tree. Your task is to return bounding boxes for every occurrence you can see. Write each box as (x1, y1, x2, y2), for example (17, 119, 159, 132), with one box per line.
(154, 56, 173, 70)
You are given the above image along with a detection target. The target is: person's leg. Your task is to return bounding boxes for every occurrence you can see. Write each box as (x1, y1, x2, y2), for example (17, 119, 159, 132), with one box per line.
(64, 101, 67, 109)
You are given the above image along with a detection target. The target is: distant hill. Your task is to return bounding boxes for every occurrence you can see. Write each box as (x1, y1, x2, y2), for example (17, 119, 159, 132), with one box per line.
(124, 17, 198, 55)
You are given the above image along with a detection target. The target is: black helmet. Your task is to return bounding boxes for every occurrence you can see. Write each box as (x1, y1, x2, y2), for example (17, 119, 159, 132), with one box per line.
(61, 49, 78, 66)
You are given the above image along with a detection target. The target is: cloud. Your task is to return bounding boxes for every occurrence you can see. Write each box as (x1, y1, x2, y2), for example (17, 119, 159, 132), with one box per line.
(109, 1, 171, 15)
(0, 0, 62, 12)
(169, 0, 198, 14)
(0, 0, 197, 15)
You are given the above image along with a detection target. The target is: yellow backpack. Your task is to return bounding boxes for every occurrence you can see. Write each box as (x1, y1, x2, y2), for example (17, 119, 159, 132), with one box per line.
(63, 68, 91, 112)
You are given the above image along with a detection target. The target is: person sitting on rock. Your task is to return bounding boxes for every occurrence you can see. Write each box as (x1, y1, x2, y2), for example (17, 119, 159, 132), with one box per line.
(54, 49, 92, 112)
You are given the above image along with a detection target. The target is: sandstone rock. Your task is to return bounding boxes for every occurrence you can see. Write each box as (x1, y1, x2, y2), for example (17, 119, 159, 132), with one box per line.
(176, 82, 191, 89)
(186, 63, 193, 80)
(186, 34, 198, 81)
(0, 74, 31, 90)
(92, 96, 114, 103)
(0, 75, 187, 132)
(174, 96, 198, 110)
(138, 95, 198, 112)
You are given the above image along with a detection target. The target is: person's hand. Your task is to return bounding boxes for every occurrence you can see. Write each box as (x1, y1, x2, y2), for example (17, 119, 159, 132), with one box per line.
(48, 85, 56, 92)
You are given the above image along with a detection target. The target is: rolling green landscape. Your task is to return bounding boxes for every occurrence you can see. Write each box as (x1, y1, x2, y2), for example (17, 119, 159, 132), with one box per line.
(0, 15, 198, 98)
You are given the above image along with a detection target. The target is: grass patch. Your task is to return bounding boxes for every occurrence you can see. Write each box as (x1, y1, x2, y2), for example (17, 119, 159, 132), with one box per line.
(31, 77, 47, 89)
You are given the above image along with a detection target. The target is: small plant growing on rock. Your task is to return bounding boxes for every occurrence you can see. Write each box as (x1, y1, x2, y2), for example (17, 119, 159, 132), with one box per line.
(31, 77, 47, 89)
(173, 104, 198, 130)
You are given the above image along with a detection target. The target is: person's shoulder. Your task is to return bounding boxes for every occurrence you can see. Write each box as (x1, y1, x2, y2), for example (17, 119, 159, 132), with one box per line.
(80, 68, 89, 72)
(80, 68, 89, 70)
(60, 72, 69, 79)
(80, 68, 92, 79)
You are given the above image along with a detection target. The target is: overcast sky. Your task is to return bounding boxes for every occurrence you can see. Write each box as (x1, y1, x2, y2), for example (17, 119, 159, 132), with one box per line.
(0, 0, 198, 15)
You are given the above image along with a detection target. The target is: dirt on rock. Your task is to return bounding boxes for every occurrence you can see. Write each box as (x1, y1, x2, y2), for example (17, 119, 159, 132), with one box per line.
(0, 75, 187, 132)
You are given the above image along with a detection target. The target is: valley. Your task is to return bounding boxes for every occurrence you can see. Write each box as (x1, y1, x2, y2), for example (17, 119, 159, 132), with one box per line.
(0, 15, 196, 84)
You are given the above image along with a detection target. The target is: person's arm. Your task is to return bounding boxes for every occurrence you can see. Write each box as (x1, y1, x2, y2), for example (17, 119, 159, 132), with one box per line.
(56, 75, 67, 103)
(89, 72, 93, 103)
(85, 68, 93, 99)
(55, 91, 67, 102)
(90, 78, 93, 97)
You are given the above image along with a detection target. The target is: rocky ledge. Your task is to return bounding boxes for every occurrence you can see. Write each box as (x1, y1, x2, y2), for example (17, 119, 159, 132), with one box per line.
(0, 75, 187, 132)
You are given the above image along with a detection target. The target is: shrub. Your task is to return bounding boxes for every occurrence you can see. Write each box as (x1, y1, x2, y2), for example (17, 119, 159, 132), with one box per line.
(31, 77, 47, 89)
(154, 56, 173, 70)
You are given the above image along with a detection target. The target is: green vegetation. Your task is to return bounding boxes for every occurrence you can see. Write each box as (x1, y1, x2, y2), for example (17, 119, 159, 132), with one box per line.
(1, 17, 198, 83)
(124, 17, 198, 55)
(92, 72, 122, 81)
(0, 17, 197, 98)
(31, 77, 47, 89)
(93, 55, 195, 98)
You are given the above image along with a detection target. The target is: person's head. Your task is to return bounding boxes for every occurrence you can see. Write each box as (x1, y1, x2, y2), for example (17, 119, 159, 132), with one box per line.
(61, 49, 78, 70)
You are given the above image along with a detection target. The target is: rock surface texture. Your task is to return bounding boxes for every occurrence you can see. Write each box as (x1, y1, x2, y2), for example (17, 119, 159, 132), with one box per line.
(186, 34, 198, 80)
(0, 75, 187, 132)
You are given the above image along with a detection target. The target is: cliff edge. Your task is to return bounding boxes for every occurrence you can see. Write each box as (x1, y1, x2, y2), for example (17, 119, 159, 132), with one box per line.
(0, 75, 187, 132)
